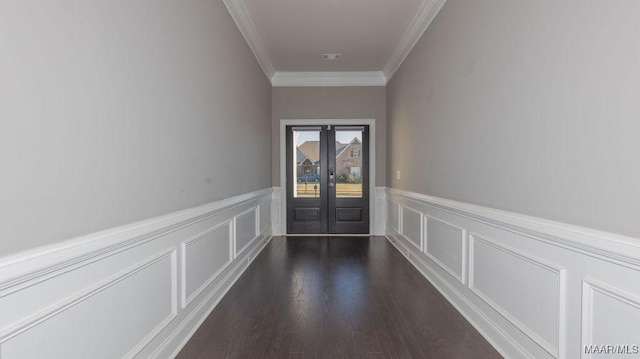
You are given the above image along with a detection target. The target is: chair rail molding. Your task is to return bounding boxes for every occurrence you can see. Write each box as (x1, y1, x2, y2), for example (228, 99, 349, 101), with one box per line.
(385, 187, 640, 359)
(0, 188, 273, 359)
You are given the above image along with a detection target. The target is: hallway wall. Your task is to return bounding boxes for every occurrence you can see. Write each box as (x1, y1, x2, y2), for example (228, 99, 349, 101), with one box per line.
(386, 0, 640, 238)
(0, 0, 271, 256)
(271, 86, 386, 186)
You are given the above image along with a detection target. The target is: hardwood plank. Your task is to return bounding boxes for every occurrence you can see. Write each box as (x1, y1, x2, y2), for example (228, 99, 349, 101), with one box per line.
(176, 237, 502, 359)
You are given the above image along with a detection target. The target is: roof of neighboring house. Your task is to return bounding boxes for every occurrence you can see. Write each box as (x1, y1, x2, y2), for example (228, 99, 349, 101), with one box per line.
(336, 137, 361, 158)
(298, 139, 359, 162)
(296, 148, 310, 164)
(298, 141, 320, 163)
(336, 141, 348, 155)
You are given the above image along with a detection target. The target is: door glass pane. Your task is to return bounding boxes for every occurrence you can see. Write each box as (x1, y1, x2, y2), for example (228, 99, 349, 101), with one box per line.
(293, 129, 320, 198)
(335, 129, 363, 198)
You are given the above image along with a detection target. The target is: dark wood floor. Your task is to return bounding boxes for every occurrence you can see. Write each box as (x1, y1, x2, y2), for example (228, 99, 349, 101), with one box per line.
(177, 236, 502, 359)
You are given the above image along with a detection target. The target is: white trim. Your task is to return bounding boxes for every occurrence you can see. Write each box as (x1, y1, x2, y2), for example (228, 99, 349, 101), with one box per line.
(271, 71, 386, 87)
(180, 221, 234, 309)
(0, 248, 178, 359)
(234, 207, 260, 258)
(155, 233, 271, 359)
(385, 230, 526, 358)
(468, 234, 565, 358)
(375, 187, 387, 235)
(581, 279, 640, 359)
(0, 189, 273, 359)
(0, 188, 272, 290)
(400, 204, 423, 251)
(424, 215, 467, 284)
(385, 188, 640, 359)
(387, 200, 401, 234)
(383, 0, 448, 82)
(223, 0, 446, 85)
(386, 188, 640, 358)
(255, 202, 262, 238)
(385, 188, 640, 269)
(222, 0, 275, 79)
(271, 188, 283, 236)
(278, 119, 377, 235)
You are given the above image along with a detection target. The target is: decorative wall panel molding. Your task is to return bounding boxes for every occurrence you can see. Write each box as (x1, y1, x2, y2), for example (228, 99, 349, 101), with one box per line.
(271, 187, 283, 236)
(581, 279, 640, 359)
(387, 200, 400, 234)
(234, 207, 259, 258)
(425, 216, 466, 284)
(469, 234, 564, 357)
(260, 200, 271, 235)
(0, 188, 273, 359)
(385, 187, 640, 359)
(401, 205, 423, 250)
(0, 249, 177, 359)
(375, 187, 387, 236)
(181, 222, 233, 308)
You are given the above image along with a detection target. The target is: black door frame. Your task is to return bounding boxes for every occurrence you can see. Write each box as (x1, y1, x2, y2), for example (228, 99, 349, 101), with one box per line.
(279, 119, 376, 235)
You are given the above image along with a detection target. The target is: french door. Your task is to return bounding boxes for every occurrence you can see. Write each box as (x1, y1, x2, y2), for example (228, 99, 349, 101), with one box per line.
(286, 125, 369, 234)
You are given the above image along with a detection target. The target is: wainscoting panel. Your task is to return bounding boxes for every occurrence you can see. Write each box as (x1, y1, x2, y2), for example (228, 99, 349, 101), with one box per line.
(387, 201, 400, 233)
(470, 234, 563, 357)
(260, 200, 270, 234)
(401, 205, 422, 250)
(375, 187, 387, 235)
(581, 279, 640, 359)
(1, 250, 177, 359)
(425, 216, 466, 283)
(0, 188, 272, 359)
(235, 207, 258, 258)
(181, 222, 233, 308)
(271, 187, 283, 236)
(385, 188, 640, 359)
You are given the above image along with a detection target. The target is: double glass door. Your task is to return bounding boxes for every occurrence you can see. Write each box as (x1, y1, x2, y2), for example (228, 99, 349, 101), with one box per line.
(286, 125, 369, 234)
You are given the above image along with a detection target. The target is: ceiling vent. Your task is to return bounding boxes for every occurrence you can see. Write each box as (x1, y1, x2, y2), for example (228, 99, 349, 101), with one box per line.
(322, 53, 342, 60)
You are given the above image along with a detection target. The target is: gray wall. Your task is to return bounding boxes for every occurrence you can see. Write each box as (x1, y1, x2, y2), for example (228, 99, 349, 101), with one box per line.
(272, 86, 386, 186)
(0, 0, 271, 256)
(387, 0, 640, 238)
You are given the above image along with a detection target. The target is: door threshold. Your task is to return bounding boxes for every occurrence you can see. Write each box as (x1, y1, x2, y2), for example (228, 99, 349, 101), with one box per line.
(284, 234, 371, 237)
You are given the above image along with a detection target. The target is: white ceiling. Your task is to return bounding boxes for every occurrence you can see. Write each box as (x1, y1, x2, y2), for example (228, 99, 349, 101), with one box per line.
(223, 0, 447, 86)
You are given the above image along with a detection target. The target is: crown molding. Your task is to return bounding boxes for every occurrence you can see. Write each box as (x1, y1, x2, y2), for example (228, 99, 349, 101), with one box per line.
(224, 0, 446, 86)
(223, 0, 275, 79)
(383, 0, 448, 82)
(271, 71, 386, 87)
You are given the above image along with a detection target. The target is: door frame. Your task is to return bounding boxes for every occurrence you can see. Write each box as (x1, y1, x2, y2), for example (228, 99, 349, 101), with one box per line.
(279, 119, 376, 235)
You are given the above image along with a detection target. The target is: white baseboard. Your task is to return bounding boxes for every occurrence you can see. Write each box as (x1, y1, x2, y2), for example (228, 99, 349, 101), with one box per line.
(0, 189, 273, 359)
(385, 188, 640, 359)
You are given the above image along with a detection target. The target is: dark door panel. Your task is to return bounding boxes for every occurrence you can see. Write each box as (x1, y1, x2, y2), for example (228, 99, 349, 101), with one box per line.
(286, 126, 327, 234)
(328, 126, 369, 234)
(286, 125, 369, 234)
